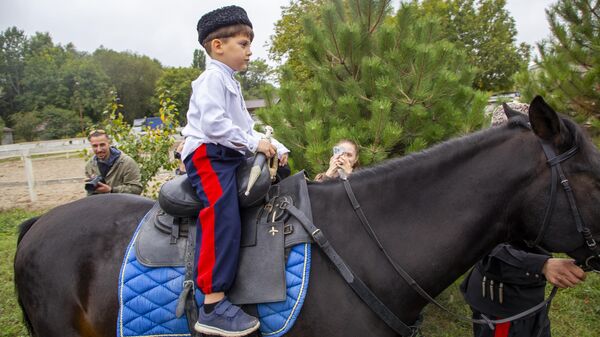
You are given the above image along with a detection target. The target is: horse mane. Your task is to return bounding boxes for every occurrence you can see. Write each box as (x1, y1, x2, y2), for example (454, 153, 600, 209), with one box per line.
(351, 123, 515, 180)
(561, 116, 600, 171)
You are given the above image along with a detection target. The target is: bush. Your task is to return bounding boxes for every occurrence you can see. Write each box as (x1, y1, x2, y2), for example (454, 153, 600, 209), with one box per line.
(10, 111, 41, 142)
(91, 90, 180, 196)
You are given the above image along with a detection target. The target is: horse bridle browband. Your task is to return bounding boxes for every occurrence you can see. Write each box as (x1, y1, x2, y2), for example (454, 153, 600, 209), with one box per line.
(533, 140, 600, 272)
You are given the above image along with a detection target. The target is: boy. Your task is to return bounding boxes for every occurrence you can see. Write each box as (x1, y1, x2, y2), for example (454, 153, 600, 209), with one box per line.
(181, 5, 289, 337)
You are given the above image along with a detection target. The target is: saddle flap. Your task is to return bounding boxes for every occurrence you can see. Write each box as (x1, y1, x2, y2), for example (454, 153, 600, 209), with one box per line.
(272, 171, 313, 248)
(136, 203, 194, 267)
(229, 221, 286, 305)
(240, 206, 261, 247)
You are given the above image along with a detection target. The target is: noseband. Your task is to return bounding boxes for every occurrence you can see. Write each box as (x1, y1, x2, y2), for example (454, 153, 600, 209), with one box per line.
(532, 140, 600, 273)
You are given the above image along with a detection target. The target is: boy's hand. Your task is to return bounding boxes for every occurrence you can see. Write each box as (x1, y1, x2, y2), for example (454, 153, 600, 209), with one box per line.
(257, 139, 276, 158)
(279, 153, 289, 166)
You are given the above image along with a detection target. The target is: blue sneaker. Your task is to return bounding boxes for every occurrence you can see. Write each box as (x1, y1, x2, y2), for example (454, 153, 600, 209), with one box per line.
(194, 298, 260, 337)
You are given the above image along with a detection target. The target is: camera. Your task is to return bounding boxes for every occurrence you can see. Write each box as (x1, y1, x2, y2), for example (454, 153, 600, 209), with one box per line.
(333, 146, 345, 156)
(173, 150, 182, 160)
(85, 176, 106, 192)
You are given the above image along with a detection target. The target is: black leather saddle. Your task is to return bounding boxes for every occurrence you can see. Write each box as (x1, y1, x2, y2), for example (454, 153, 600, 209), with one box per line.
(135, 169, 313, 305)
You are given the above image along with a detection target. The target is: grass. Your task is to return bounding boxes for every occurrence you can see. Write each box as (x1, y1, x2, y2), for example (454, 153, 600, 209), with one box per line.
(1, 208, 598, 336)
(420, 271, 600, 336)
(0, 209, 41, 337)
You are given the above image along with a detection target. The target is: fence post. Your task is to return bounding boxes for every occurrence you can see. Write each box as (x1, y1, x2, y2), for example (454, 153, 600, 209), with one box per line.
(22, 149, 37, 202)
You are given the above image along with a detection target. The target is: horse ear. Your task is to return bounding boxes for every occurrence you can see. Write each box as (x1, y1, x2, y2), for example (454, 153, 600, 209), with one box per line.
(502, 103, 523, 119)
(528, 96, 567, 145)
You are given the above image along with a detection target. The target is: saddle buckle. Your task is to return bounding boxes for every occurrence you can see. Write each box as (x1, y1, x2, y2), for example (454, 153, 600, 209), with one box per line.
(284, 224, 294, 235)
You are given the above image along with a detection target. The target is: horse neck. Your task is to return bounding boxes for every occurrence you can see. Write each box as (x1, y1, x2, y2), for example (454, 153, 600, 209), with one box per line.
(334, 127, 540, 297)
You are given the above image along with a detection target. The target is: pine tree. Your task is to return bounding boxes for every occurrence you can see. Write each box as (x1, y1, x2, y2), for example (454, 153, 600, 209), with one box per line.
(258, 0, 488, 176)
(516, 0, 600, 143)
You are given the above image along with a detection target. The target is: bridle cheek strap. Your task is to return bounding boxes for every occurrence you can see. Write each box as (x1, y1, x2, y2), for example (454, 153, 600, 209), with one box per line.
(535, 141, 600, 269)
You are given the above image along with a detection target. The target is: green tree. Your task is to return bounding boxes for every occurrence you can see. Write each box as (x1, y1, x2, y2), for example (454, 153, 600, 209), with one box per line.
(18, 33, 112, 121)
(0, 27, 27, 123)
(269, 0, 323, 81)
(93, 48, 163, 122)
(65, 56, 112, 124)
(154, 67, 201, 123)
(10, 111, 41, 142)
(96, 90, 180, 194)
(258, 0, 488, 175)
(420, 0, 530, 92)
(237, 58, 276, 99)
(38, 106, 89, 140)
(18, 33, 70, 112)
(516, 0, 600, 144)
(192, 49, 206, 70)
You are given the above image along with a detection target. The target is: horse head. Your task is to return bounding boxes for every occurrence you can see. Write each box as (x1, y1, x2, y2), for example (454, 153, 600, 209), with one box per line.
(508, 96, 600, 272)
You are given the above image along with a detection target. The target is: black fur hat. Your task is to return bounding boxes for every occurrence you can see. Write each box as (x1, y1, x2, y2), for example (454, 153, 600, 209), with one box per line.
(197, 6, 253, 45)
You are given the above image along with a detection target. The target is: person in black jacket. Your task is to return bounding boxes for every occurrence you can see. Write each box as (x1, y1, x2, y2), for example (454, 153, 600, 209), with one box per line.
(461, 243, 586, 337)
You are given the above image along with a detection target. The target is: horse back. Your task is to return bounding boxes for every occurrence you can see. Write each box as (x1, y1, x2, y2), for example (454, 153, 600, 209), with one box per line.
(14, 194, 154, 337)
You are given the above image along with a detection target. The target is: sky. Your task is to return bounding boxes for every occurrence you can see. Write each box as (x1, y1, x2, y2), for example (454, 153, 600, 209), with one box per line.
(0, 0, 557, 68)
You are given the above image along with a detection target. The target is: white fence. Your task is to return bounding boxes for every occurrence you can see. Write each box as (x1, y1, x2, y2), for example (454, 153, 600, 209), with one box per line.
(0, 137, 89, 159)
(0, 138, 89, 202)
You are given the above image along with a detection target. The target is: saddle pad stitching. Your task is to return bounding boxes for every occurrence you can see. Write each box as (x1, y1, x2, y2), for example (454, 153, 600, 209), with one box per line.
(261, 243, 310, 336)
(119, 207, 195, 337)
(261, 245, 308, 333)
(119, 213, 146, 337)
(259, 247, 306, 326)
(122, 255, 192, 335)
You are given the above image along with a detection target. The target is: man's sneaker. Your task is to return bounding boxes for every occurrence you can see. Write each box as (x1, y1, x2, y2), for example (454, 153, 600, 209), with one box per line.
(194, 298, 260, 337)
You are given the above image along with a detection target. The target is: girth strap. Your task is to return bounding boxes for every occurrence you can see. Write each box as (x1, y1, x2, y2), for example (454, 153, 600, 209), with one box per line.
(284, 203, 420, 337)
(174, 218, 202, 337)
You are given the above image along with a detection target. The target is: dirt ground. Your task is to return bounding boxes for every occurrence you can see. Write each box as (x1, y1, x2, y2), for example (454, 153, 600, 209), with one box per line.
(0, 154, 88, 211)
(0, 153, 175, 211)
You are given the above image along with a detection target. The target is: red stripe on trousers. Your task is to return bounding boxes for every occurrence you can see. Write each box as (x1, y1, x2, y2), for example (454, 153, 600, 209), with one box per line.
(494, 322, 511, 337)
(191, 145, 223, 294)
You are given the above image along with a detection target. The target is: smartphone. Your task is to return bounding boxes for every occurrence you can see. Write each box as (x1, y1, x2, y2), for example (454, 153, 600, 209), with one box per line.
(333, 146, 345, 156)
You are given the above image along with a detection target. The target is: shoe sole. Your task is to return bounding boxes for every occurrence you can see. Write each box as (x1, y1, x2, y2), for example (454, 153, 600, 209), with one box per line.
(194, 321, 260, 337)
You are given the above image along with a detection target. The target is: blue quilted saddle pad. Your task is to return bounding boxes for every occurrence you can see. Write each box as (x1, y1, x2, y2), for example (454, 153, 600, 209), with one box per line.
(118, 217, 311, 337)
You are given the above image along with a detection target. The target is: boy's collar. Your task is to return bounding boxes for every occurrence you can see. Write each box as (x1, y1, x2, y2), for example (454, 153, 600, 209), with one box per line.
(207, 58, 236, 77)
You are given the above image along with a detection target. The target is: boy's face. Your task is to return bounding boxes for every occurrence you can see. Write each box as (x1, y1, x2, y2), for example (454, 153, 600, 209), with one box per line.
(213, 34, 252, 71)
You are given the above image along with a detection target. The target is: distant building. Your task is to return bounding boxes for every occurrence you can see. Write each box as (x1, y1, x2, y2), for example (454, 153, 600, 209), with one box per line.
(132, 117, 164, 133)
(2, 127, 14, 145)
(245, 99, 267, 113)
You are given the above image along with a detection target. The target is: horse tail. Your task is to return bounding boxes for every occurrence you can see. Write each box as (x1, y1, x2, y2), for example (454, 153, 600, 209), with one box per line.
(15, 216, 40, 336)
(17, 216, 39, 246)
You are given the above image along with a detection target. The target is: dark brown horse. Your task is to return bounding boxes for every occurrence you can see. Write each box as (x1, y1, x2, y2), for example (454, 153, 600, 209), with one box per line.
(14, 97, 600, 336)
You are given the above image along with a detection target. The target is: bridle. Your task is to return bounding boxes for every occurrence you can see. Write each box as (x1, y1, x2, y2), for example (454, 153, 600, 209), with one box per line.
(529, 139, 600, 273)
(283, 125, 600, 336)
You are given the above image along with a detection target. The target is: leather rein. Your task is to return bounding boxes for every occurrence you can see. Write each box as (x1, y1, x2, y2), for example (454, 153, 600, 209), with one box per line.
(284, 135, 599, 335)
